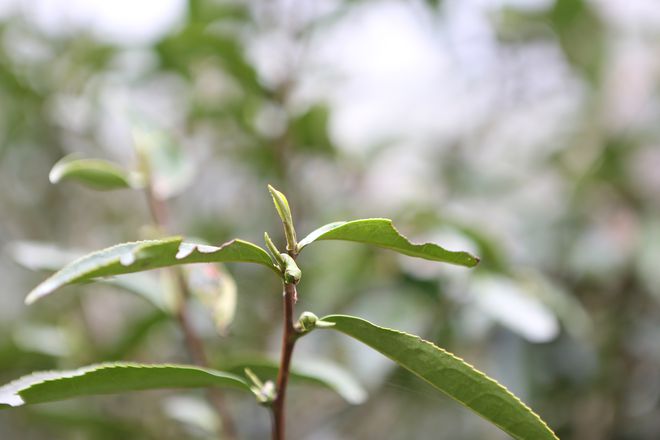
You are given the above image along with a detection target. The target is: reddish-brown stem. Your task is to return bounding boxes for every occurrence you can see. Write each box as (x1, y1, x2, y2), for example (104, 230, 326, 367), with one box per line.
(174, 271, 238, 439)
(272, 282, 299, 440)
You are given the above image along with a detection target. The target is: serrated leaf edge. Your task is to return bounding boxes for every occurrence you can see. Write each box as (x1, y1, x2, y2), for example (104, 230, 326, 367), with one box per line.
(323, 315, 558, 440)
(26, 237, 279, 304)
(298, 218, 480, 267)
(0, 362, 249, 407)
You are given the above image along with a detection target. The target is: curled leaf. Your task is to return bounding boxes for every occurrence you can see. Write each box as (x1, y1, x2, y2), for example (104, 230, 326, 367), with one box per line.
(50, 155, 142, 191)
(280, 253, 301, 284)
(267, 185, 297, 252)
(298, 218, 479, 267)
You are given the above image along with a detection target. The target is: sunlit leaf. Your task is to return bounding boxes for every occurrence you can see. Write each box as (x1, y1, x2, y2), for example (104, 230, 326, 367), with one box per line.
(49, 155, 142, 191)
(322, 314, 558, 440)
(8, 241, 169, 310)
(223, 357, 367, 405)
(26, 237, 278, 305)
(470, 275, 560, 343)
(7, 241, 83, 272)
(0, 363, 249, 408)
(298, 219, 479, 267)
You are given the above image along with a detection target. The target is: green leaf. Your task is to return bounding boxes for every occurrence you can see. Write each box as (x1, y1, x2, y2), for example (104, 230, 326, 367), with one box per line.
(267, 185, 297, 252)
(223, 357, 367, 405)
(26, 237, 278, 305)
(8, 240, 170, 310)
(0, 362, 249, 408)
(290, 103, 335, 155)
(321, 315, 557, 440)
(298, 219, 479, 267)
(49, 155, 142, 191)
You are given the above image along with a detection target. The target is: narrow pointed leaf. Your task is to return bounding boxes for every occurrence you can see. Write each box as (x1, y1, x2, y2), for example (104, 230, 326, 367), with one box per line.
(298, 219, 479, 267)
(223, 358, 367, 405)
(8, 240, 168, 310)
(321, 315, 557, 440)
(49, 155, 142, 190)
(267, 185, 297, 251)
(0, 363, 249, 408)
(26, 237, 278, 304)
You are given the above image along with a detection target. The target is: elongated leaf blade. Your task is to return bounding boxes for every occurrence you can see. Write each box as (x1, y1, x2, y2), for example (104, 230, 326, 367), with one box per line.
(298, 219, 479, 267)
(26, 237, 278, 304)
(322, 315, 557, 440)
(8, 240, 168, 310)
(224, 357, 367, 405)
(49, 156, 142, 190)
(0, 363, 249, 408)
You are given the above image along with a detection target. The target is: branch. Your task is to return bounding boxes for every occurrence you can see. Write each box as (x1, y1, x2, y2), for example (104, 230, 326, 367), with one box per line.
(143, 184, 237, 440)
(272, 282, 299, 440)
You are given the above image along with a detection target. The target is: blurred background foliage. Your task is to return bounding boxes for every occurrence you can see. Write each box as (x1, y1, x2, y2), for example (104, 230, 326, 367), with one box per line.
(1, 0, 660, 438)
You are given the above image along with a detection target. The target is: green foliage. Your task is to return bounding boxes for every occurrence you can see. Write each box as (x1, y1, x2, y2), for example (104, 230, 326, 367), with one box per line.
(290, 104, 335, 154)
(26, 237, 278, 304)
(322, 314, 558, 440)
(268, 185, 297, 252)
(298, 218, 480, 267)
(0, 363, 249, 408)
(0, 179, 561, 439)
(49, 155, 142, 190)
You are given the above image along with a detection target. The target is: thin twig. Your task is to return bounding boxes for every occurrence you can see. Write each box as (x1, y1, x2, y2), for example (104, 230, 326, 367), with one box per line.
(143, 183, 237, 440)
(174, 270, 238, 440)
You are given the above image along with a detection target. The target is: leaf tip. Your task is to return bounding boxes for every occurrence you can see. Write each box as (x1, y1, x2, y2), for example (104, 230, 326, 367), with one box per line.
(25, 290, 40, 305)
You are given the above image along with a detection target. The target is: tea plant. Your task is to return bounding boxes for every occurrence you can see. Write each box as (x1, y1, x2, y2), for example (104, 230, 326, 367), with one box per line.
(0, 134, 558, 440)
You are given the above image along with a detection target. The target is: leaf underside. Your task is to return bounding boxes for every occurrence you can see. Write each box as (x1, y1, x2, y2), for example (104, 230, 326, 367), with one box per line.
(0, 362, 249, 408)
(297, 219, 479, 267)
(26, 237, 278, 304)
(322, 315, 558, 440)
(49, 156, 139, 190)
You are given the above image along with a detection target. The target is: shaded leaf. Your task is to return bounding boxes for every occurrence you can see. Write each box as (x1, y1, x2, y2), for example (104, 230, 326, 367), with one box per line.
(223, 357, 367, 405)
(322, 314, 557, 440)
(0, 363, 249, 408)
(104, 311, 169, 360)
(132, 120, 194, 199)
(49, 155, 142, 191)
(186, 264, 237, 335)
(290, 104, 335, 154)
(26, 237, 278, 305)
(298, 219, 479, 267)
